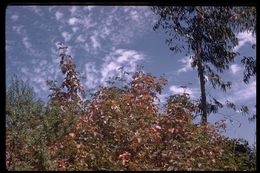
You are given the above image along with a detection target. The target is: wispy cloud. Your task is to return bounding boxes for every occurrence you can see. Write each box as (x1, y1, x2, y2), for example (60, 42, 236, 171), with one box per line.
(169, 85, 199, 99)
(11, 24, 44, 58)
(12, 25, 25, 35)
(177, 56, 193, 74)
(72, 26, 80, 33)
(21, 35, 44, 58)
(219, 80, 256, 105)
(229, 80, 256, 103)
(230, 64, 242, 75)
(84, 62, 99, 89)
(11, 14, 19, 21)
(90, 34, 101, 50)
(62, 6, 156, 55)
(76, 35, 86, 43)
(22, 36, 32, 49)
(24, 6, 43, 16)
(18, 58, 63, 100)
(62, 31, 72, 42)
(68, 17, 80, 26)
(7, 6, 157, 99)
(83, 6, 96, 11)
(82, 49, 145, 89)
(55, 11, 63, 20)
(100, 49, 145, 85)
(234, 31, 256, 51)
(69, 6, 78, 16)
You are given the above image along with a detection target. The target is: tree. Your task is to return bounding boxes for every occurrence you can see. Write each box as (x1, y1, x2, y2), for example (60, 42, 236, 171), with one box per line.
(47, 42, 86, 112)
(165, 93, 199, 122)
(151, 6, 256, 124)
(6, 75, 46, 170)
(45, 42, 89, 170)
(231, 7, 256, 84)
(223, 138, 256, 171)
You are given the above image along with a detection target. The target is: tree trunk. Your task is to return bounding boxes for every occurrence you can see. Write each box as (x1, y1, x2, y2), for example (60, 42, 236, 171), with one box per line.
(195, 8, 208, 124)
(197, 58, 207, 124)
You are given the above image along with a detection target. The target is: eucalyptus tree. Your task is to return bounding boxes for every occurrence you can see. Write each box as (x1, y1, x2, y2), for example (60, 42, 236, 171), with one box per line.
(151, 6, 256, 124)
(231, 7, 256, 84)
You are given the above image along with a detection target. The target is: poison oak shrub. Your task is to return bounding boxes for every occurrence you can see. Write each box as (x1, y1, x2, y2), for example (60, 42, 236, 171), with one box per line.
(70, 70, 248, 171)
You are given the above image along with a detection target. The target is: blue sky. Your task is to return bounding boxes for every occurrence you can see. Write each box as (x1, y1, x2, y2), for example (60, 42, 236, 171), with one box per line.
(6, 6, 256, 145)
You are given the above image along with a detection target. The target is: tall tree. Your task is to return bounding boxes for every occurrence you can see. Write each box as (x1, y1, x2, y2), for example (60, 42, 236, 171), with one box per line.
(47, 42, 86, 112)
(151, 6, 256, 124)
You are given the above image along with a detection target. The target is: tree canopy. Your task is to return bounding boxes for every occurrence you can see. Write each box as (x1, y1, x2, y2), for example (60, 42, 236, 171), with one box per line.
(151, 6, 256, 124)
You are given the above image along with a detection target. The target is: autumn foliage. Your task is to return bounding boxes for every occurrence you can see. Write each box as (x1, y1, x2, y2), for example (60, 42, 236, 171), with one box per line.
(5, 44, 256, 171)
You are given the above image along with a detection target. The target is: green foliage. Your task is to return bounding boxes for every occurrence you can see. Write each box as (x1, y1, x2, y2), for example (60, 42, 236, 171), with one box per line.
(221, 138, 256, 171)
(241, 56, 256, 84)
(151, 6, 256, 124)
(6, 75, 47, 170)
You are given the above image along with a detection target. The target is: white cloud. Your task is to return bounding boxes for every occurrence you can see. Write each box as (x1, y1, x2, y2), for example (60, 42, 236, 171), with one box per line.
(83, 6, 95, 11)
(100, 49, 145, 85)
(12, 25, 24, 35)
(71, 6, 155, 54)
(62, 31, 72, 42)
(12, 23, 44, 58)
(230, 64, 242, 75)
(100, 26, 111, 39)
(220, 80, 256, 105)
(116, 49, 142, 64)
(50, 6, 156, 55)
(84, 62, 99, 89)
(100, 61, 119, 84)
(72, 27, 80, 33)
(7, 6, 158, 99)
(25, 6, 43, 16)
(55, 11, 63, 20)
(169, 85, 199, 99)
(170, 85, 192, 95)
(68, 17, 80, 26)
(177, 56, 193, 74)
(82, 17, 96, 30)
(18, 57, 62, 100)
(234, 31, 256, 51)
(22, 36, 32, 49)
(231, 80, 256, 102)
(76, 35, 85, 43)
(11, 14, 19, 21)
(130, 10, 139, 21)
(69, 6, 78, 16)
(21, 66, 29, 74)
(90, 35, 101, 50)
